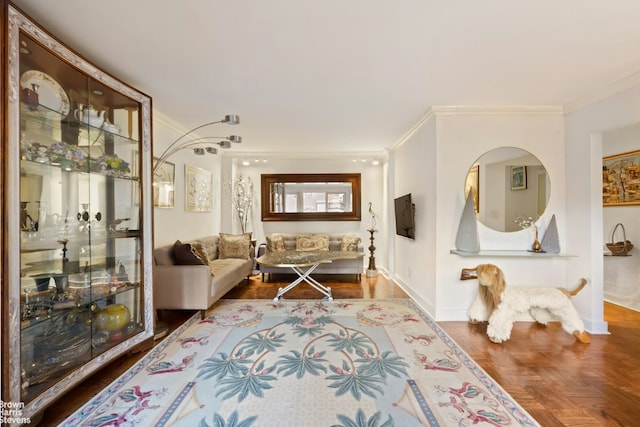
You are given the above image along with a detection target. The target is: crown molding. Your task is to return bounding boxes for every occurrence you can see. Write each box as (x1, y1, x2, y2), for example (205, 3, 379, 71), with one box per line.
(390, 105, 564, 151)
(430, 105, 564, 115)
(391, 108, 436, 150)
(223, 151, 387, 160)
(564, 70, 640, 114)
(152, 110, 193, 136)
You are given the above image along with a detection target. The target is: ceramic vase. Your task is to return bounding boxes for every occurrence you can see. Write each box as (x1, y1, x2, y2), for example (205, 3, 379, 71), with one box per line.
(455, 189, 480, 253)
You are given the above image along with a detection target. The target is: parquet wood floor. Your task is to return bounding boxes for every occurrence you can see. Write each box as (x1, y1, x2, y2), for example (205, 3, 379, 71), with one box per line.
(38, 273, 640, 426)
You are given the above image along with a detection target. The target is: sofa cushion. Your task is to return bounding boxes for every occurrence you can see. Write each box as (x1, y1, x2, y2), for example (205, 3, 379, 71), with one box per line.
(266, 234, 286, 252)
(208, 257, 253, 295)
(296, 234, 329, 251)
(219, 233, 252, 259)
(173, 240, 210, 265)
(193, 235, 219, 260)
(341, 235, 361, 252)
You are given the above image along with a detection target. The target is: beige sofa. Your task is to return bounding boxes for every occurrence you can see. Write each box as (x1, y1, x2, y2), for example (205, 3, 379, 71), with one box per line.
(258, 233, 364, 282)
(154, 235, 254, 311)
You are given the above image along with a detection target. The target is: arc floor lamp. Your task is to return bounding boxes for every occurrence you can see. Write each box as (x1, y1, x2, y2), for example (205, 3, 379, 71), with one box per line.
(153, 114, 241, 340)
(152, 114, 241, 176)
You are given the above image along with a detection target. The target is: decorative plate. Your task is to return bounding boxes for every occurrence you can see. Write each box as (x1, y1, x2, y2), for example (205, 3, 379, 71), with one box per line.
(20, 70, 70, 117)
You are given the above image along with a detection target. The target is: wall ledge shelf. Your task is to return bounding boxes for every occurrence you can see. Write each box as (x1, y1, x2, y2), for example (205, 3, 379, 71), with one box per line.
(450, 249, 577, 258)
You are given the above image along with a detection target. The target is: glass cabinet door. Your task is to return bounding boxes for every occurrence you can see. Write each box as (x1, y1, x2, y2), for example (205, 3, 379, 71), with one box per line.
(3, 5, 154, 414)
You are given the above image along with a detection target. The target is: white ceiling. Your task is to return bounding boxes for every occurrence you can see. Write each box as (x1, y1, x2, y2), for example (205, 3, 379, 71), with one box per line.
(11, 0, 640, 154)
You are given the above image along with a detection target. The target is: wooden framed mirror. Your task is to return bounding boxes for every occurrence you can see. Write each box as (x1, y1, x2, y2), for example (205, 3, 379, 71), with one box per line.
(261, 173, 361, 221)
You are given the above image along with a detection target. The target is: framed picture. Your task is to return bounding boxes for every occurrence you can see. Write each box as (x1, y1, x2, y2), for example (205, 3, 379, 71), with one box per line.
(153, 158, 175, 208)
(603, 149, 640, 206)
(510, 165, 527, 190)
(185, 164, 212, 212)
(465, 164, 479, 212)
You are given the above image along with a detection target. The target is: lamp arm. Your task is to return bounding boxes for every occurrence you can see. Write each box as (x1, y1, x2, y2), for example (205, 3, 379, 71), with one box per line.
(153, 141, 217, 174)
(153, 115, 240, 175)
(154, 120, 224, 162)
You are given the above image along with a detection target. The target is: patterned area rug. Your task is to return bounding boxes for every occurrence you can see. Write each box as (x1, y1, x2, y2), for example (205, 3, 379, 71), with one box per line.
(61, 299, 539, 426)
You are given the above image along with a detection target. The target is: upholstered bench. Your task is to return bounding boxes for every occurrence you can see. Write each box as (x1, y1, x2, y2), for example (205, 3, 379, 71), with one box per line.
(257, 233, 364, 282)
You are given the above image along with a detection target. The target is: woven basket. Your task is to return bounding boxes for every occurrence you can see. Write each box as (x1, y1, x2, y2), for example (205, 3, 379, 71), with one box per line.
(606, 223, 633, 256)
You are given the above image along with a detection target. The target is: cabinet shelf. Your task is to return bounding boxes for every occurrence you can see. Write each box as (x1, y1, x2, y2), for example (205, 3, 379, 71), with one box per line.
(21, 148, 139, 181)
(21, 102, 138, 143)
(21, 230, 141, 253)
(20, 281, 141, 331)
(3, 4, 154, 418)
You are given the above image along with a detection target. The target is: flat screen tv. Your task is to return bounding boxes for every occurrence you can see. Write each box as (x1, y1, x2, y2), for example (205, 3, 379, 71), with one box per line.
(394, 193, 415, 239)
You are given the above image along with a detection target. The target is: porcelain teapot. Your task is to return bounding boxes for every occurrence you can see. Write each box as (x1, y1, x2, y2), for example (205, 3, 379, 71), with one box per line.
(74, 104, 106, 129)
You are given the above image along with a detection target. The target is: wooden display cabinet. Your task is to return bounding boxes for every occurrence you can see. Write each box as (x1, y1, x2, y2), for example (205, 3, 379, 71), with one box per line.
(1, 2, 154, 421)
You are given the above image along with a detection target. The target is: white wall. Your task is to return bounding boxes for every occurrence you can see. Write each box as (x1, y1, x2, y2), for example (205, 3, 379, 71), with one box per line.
(392, 107, 569, 321)
(152, 113, 223, 247)
(391, 118, 437, 313)
(601, 123, 640, 311)
(565, 83, 640, 333)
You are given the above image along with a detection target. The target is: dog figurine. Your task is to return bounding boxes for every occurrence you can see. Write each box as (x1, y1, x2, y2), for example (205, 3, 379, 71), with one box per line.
(460, 263, 590, 344)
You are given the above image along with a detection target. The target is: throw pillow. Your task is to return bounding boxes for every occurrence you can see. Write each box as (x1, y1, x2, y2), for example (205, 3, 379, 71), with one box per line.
(194, 236, 219, 260)
(296, 234, 329, 251)
(219, 233, 252, 259)
(341, 235, 361, 252)
(266, 234, 286, 252)
(173, 240, 209, 265)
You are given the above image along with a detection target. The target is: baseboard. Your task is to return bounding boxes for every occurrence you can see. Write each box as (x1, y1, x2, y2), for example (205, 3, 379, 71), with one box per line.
(584, 319, 610, 335)
(390, 275, 435, 317)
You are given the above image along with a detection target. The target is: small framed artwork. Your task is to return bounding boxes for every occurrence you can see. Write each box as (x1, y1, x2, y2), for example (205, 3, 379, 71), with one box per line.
(153, 158, 175, 208)
(603, 149, 640, 206)
(465, 164, 479, 212)
(185, 164, 212, 212)
(510, 165, 527, 190)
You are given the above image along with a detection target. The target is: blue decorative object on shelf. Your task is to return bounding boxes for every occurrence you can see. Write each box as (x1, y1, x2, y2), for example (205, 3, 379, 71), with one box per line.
(455, 189, 480, 253)
(541, 214, 560, 254)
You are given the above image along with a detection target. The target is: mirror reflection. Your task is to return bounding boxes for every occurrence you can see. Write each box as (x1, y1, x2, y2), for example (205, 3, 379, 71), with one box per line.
(270, 182, 353, 213)
(261, 173, 361, 221)
(465, 147, 550, 232)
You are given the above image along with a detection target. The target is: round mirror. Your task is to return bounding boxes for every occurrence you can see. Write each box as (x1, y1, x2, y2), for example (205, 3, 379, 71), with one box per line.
(464, 147, 550, 232)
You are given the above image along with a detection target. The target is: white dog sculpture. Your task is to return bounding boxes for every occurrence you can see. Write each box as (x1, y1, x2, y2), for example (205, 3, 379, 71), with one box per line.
(461, 264, 590, 344)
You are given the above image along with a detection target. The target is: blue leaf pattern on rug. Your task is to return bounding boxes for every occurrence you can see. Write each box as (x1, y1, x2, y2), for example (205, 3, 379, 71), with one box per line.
(200, 410, 258, 427)
(197, 305, 408, 403)
(61, 300, 540, 427)
(332, 408, 394, 427)
(277, 348, 329, 378)
(214, 361, 278, 402)
(197, 353, 252, 380)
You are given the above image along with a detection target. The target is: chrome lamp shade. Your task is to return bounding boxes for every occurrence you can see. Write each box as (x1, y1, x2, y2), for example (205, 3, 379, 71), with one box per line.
(153, 115, 241, 175)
